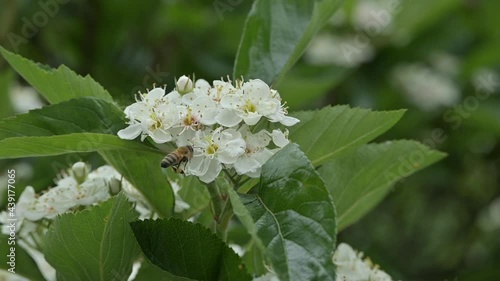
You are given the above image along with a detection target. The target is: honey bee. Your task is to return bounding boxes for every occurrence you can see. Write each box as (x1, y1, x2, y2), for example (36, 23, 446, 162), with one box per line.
(160, 146, 194, 174)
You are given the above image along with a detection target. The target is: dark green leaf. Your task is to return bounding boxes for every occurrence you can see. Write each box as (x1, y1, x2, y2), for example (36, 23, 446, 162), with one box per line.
(289, 105, 405, 166)
(0, 234, 46, 281)
(133, 260, 197, 281)
(0, 133, 160, 159)
(234, 0, 343, 85)
(243, 144, 337, 281)
(318, 141, 447, 231)
(43, 193, 140, 281)
(130, 218, 251, 281)
(0, 46, 114, 104)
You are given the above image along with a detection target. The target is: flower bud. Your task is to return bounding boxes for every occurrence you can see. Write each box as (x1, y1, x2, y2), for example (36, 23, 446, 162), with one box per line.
(176, 75, 194, 94)
(71, 162, 89, 184)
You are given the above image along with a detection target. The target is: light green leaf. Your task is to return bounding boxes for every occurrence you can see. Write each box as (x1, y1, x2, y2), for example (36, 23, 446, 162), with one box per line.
(0, 46, 114, 104)
(234, 0, 344, 85)
(0, 97, 125, 140)
(219, 179, 266, 253)
(318, 140, 447, 231)
(0, 235, 46, 281)
(243, 144, 336, 281)
(0, 133, 160, 159)
(130, 218, 251, 281)
(289, 105, 405, 166)
(43, 193, 140, 281)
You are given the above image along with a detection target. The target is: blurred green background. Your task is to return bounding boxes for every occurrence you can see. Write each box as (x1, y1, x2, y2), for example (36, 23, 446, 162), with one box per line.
(0, 0, 499, 280)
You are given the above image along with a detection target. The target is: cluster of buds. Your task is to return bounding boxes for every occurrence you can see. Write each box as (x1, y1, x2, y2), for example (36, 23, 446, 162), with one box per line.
(118, 75, 299, 183)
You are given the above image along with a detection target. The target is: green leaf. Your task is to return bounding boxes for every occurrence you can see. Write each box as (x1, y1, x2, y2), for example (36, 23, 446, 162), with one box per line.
(234, 0, 343, 85)
(0, 235, 46, 281)
(0, 46, 114, 104)
(130, 218, 251, 281)
(100, 150, 174, 218)
(133, 260, 197, 281)
(277, 65, 352, 110)
(0, 69, 14, 118)
(318, 140, 447, 231)
(0, 96, 173, 217)
(0, 133, 161, 159)
(289, 105, 405, 166)
(167, 172, 210, 219)
(43, 193, 140, 281)
(219, 179, 265, 252)
(242, 144, 337, 281)
(0, 97, 125, 140)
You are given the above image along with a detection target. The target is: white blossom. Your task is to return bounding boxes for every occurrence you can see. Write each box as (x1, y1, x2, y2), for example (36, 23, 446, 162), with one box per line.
(118, 75, 299, 182)
(392, 63, 460, 111)
(170, 181, 190, 213)
(188, 128, 246, 183)
(333, 243, 393, 281)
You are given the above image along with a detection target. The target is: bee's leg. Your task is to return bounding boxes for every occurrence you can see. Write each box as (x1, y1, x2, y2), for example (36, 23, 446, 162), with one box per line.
(172, 163, 180, 173)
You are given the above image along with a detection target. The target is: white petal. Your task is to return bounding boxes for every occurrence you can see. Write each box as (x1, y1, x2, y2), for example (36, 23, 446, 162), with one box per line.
(195, 79, 211, 91)
(242, 113, 261, 126)
(233, 155, 260, 174)
(187, 156, 210, 176)
(198, 159, 222, 183)
(243, 79, 270, 99)
(149, 129, 172, 143)
(117, 124, 142, 140)
(279, 115, 300, 126)
(147, 88, 165, 100)
(272, 129, 289, 147)
(216, 108, 241, 127)
(220, 94, 244, 109)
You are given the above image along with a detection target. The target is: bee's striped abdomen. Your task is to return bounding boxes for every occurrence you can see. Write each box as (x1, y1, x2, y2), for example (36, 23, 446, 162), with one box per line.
(160, 153, 180, 168)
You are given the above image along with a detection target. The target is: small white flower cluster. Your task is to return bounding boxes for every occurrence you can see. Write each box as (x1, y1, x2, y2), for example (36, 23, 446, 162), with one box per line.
(333, 243, 392, 281)
(117, 75, 299, 183)
(392, 62, 460, 111)
(0, 162, 190, 238)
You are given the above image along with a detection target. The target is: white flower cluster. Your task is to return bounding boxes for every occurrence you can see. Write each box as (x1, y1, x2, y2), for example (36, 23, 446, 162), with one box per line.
(0, 162, 189, 238)
(333, 243, 392, 281)
(117, 76, 299, 183)
(392, 62, 460, 111)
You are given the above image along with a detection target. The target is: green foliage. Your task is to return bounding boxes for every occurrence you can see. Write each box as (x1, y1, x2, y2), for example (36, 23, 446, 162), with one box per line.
(0, 46, 114, 104)
(234, 0, 344, 85)
(44, 193, 140, 281)
(131, 218, 251, 281)
(0, 0, 475, 278)
(0, 133, 159, 159)
(289, 106, 405, 166)
(0, 69, 14, 118)
(242, 144, 337, 281)
(0, 97, 125, 140)
(134, 260, 197, 281)
(319, 141, 447, 230)
(169, 173, 211, 219)
(0, 235, 46, 281)
(100, 150, 175, 218)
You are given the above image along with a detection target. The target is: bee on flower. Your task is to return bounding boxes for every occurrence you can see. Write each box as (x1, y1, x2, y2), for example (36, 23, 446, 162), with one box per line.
(117, 75, 299, 183)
